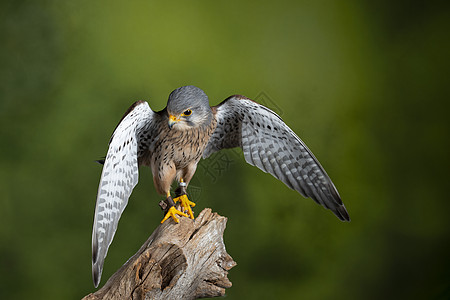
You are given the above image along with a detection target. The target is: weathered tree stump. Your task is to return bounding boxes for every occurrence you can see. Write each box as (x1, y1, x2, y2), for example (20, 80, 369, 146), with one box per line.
(82, 208, 236, 300)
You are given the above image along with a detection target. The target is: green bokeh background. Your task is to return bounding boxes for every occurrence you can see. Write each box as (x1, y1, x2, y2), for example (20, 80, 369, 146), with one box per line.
(1, 1, 449, 299)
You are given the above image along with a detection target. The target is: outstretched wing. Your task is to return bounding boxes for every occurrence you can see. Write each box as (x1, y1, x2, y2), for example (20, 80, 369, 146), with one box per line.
(92, 101, 156, 288)
(204, 95, 349, 221)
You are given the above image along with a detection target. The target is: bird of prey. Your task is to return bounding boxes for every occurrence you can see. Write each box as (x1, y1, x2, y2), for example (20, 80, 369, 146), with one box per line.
(91, 85, 349, 287)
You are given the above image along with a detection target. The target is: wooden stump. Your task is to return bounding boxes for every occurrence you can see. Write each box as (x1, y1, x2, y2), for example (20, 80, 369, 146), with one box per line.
(82, 208, 236, 300)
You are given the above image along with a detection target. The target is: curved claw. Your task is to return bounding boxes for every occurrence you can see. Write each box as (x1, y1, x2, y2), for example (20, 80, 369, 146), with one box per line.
(161, 206, 189, 224)
(173, 194, 196, 219)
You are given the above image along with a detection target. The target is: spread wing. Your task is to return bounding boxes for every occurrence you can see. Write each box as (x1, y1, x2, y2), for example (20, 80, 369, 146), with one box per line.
(92, 101, 156, 288)
(204, 95, 349, 221)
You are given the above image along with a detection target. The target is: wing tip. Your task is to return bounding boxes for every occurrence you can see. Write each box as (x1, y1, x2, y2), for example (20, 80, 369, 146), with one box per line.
(92, 230, 102, 287)
(333, 204, 351, 222)
(324, 181, 350, 221)
(92, 265, 101, 288)
(92, 238, 98, 264)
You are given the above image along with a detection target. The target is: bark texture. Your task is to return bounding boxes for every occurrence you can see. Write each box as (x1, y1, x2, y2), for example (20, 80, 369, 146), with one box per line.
(83, 208, 236, 300)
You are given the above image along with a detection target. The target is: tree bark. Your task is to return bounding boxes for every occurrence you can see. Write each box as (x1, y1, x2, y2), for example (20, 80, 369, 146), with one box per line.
(82, 208, 236, 300)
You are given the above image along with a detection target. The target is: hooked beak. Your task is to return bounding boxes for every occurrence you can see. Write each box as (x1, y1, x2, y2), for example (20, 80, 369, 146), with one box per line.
(168, 114, 180, 129)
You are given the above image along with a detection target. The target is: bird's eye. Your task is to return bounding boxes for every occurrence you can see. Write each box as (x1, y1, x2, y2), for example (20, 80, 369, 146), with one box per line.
(182, 109, 192, 116)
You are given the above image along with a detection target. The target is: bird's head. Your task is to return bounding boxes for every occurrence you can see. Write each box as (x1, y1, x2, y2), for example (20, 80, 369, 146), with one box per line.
(166, 85, 213, 130)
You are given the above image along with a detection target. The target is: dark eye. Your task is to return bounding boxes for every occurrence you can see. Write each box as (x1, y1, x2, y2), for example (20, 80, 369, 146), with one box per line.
(182, 109, 192, 116)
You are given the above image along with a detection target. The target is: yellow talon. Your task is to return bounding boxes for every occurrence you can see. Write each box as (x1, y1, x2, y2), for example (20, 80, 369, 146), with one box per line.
(173, 194, 196, 219)
(161, 206, 189, 224)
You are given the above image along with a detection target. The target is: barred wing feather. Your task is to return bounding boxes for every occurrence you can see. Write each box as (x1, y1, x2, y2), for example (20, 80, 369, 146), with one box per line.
(91, 101, 154, 288)
(204, 96, 349, 221)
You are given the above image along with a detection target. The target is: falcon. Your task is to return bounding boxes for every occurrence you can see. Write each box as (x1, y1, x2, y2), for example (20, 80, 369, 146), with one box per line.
(91, 85, 350, 287)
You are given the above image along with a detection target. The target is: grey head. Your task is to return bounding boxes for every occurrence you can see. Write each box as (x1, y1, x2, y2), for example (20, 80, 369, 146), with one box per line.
(167, 85, 213, 129)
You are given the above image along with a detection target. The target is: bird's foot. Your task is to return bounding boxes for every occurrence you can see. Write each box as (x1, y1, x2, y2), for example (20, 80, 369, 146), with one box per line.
(161, 206, 189, 224)
(173, 194, 196, 219)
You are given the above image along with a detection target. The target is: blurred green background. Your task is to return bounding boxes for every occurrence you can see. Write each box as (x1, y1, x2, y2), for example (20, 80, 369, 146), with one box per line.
(1, 0, 449, 299)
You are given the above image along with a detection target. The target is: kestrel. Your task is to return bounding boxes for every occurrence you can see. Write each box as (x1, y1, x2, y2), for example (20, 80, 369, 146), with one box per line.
(91, 85, 349, 287)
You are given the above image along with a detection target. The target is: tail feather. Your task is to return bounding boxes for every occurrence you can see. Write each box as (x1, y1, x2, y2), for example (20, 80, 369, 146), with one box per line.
(95, 157, 105, 165)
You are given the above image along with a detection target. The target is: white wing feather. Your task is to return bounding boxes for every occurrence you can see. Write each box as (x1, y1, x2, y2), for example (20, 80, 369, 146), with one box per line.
(204, 96, 349, 221)
(92, 101, 154, 288)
